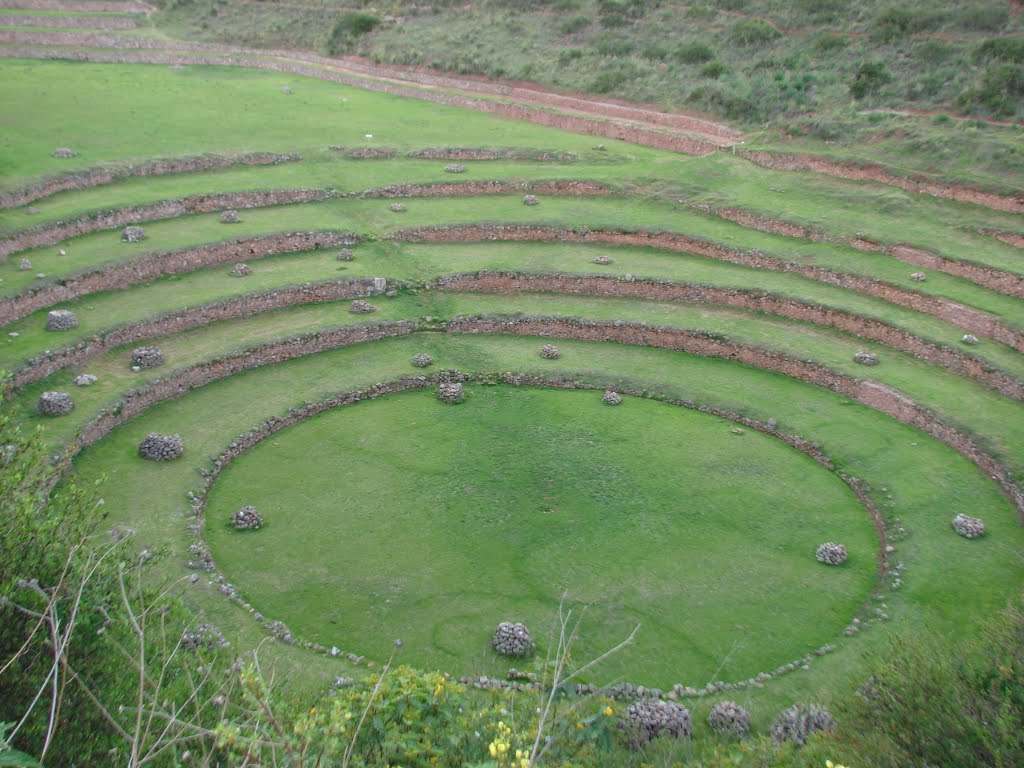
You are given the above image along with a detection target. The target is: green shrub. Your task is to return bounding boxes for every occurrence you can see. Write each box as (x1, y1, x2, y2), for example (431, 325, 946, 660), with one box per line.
(915, 39, 955, 64)
(591, 67, 630, 93)
(593, 34, 634, 56)
(688, 84, 754, 120)
(560, 14, 589, 34)
(326, 11, 379, 55)
(700, 60, 727, 79)
(957, 3, 1009, 32)
(675, 41, 715, 64)
(974, 37, 1024, 64)
(850, 60, 893, 98)
(641, 43, 671, 60)
(813, 34, 848, 54)
(558, 47, 584, 64)
(957, 64, 1024, 117)
(730, 19, 782, 46)
(872, 6, 946, 43)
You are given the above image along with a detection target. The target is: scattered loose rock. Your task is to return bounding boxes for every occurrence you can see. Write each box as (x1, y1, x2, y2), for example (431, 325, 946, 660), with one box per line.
(131, 347, 164, 369)
(602, 391, 622, 405)
(337, 248, 355, 261)
(816, 542, 848, 565)
(233, 506, 264, 530)
(52, 147, 77, 158)
(219, 209, 241, 224)
(74, 374, 97, 387)
(19, 259, 31, 270)
(522, 194, 538, 206)
(952, 513, 985, 539)
(910, 272, 927, 282)
(181, 623, 228, 651)
(621, 700, 691, 747)
(854, 351, 879, 366)
(492, 622, 534, 656)
(282, 86, 292, 95)
(707, 701, 751, 737)
(138, 433, 183, 461)
(444, 164, 466, 173)
(38, 391, 74, 416)
(771, 704, 835, 745)
(349, 299, 377, 314)
(46, 309, 78, 331)
(121, 225, 146, 243)
(593, 255, 614, 265)
(540, 344, 560, 359)
(229, 263, 251, 277)
(389, 203, 407, 212)
(412, 353, 433, 368)
(961, 334, 979, 345)
(437, 381, 465, 404)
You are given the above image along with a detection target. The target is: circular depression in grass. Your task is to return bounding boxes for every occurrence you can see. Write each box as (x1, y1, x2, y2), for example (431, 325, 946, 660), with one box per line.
(206, 386, 877, 686)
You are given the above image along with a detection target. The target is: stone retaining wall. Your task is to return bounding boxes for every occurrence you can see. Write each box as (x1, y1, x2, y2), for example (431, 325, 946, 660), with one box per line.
(0, 230, 356, 325)
(395, 224, 1024, 351)
(0, 13, 138, 28)
(0, 151, 300, 210)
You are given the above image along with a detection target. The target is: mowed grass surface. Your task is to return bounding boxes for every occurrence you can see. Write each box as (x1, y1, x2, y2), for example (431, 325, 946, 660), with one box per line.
(204, 386, 876, 686)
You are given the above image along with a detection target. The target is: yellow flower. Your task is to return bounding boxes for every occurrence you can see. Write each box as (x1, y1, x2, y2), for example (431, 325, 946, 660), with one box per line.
(309, 708, 316, 716)
(576, 722, 584, 730)
(603, 706, 613, 717)
(489, 743, 497, 758)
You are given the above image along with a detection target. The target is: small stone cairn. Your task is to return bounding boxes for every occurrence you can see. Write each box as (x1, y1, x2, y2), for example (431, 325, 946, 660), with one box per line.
(219, 209, 242, 224)
(412, 353, 433, 368)
(19, 259, 32, 271)
(233, 506, 264, 530)
(707, 701, 751, 737)
(181, 623, 228, 651)
(593, 255, 613, 265)
(444, 164, 466, 173)
(492, 622, 533, 656)
(46, 309, 79, 331)
(282, 86, 293, 95)
(52, 147, 77, 158)
(854, 350, 878, 366)
(38, 391, 74, 416)
(138, 433, 183, 461)
(910, 272, 927, 282)
(349, 299, 377, 314)
(952, 513, 985, 539)
(337, 248, 355, 261)
(815, 542, 847, 565)
(540, 344, 560, 359)
(522, 194, 538, 206)
(229, 263, 251, 277)
(771, 704, 835, 745)
(962, 334, 979, 345)
(121, 225, 146, 243)
(131, 347, 164, 369)
(437, 381, 464, 404)
(621, 700, 691, 747)
(602, 391, 622, 405)
(389, 203, 407, 212)
(74, 373, 98, 387)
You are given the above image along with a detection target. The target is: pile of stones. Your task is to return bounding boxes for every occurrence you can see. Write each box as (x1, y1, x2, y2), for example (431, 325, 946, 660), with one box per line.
(444, 164, 466, 173)
(621, 700, 691, 747)
(121, 225, 146, 243)
(46, 309, 78, 331)
(522, 194, 538, 206)
(337, 248, 355, 261)
(38, 391, 74, 416)
(19, 259, 32, 271)
(181, 623, 228, 651)
(349, 300, 377, 314)
(389, 203, 407, 212)
(52, 147, 77, 158)
(131, 347, 164, 369)
(412, 353, 433, 368)
(437, 381, 465, 404)
(815, 542, 848, 565)
(952, 513, 985, 539)
(138, 433, 183, 461)
(540, 344, 560, 359)
(233, 506, 264, 530)
(854, 350, 879, 366)
(219, 209, 242, 224)
(910, 272, 927, 282)
(492, 622, 533, 656)
(229, 263, 251, 277)
(74, 374, 97, 387)
(707, 701, 751, 736)
(593, 255, 614, 265)
(602, 391, 622, 405)
(962, 334, 980, 345)
(771, 704, 834, 745)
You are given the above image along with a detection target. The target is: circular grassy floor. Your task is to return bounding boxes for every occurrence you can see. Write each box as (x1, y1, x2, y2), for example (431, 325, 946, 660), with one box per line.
(205, 385, 878, 687)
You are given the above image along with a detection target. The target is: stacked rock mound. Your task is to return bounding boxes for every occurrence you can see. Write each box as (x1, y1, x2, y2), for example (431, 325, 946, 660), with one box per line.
(230, 263, 251, 277)
(19, 259, 32, 271)
(282, 86, 292, 95)
(131, 347, 164, 369)
(389, 203, 407, 212)
(540, 344, 560, 359)
(349, 300, 377, 314)
(138, 433, 183, 461)
(815, 542, 847, 565)
(492, 622, 534, 656)
(522, 194, 538, 206)
(621, 700, 691, 747)
(444, 164, 466, 173)
(602, 391, 622, 405)
(52, 147, 78, 158)
(412, 353, 433, 368)
(219, 209, 242, 224)
(121, 225, 146, 242)
(46, 309, 79, 331)
(38, 391, 74, 416)
(233, 506, 264, 530)
(854, 351, 879, 366)
(952, 513, 985, 539)
(962, 334, 980, 345)
(74, 374, 97, 387)
(337, 248, 355, 261)
(910, 272, 927, 282)
(181, 623, 228, 651)
(593, 255, 614, 265)
(771, 704, 835, 745)
(707, 701, 751, 737)
(437, 381, 465, 404)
